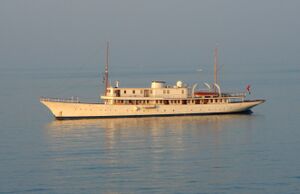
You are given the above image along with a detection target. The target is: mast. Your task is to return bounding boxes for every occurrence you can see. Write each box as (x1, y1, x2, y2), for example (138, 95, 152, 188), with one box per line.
(214, 46, 219, 92)
(104, 41, 109, 95)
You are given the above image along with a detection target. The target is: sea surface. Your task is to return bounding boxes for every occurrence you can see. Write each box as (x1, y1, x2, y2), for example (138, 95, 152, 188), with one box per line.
(0, 65, 300, 194)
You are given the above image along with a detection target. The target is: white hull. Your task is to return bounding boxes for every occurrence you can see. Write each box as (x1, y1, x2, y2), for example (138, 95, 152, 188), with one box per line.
(41, 99, 264, 119)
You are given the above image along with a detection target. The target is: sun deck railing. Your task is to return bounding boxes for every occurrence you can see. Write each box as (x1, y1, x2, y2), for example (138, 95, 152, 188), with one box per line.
(221, 92, 246, 98)
(191, 92, 246, 98)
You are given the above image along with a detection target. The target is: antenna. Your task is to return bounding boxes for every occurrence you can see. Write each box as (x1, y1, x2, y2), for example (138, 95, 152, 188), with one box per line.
(104, 41, 110, 95)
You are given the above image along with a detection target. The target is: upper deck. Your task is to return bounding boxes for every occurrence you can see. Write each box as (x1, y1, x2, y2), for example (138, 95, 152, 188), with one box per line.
(102, 81, 188, 100)
(101, 81, 246, 105)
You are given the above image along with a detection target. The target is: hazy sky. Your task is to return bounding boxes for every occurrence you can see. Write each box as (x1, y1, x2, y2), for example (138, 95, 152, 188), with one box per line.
(1, 0, 299, 72)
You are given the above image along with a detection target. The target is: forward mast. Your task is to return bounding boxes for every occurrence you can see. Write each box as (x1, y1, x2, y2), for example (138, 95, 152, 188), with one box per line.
(104, 41, 110, 95)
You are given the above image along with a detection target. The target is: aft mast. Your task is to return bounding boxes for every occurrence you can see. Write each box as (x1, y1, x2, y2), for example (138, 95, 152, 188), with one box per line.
(213, 46, 219, 92)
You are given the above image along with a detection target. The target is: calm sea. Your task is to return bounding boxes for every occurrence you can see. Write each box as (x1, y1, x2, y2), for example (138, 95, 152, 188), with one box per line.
(0, 65, 300, 194)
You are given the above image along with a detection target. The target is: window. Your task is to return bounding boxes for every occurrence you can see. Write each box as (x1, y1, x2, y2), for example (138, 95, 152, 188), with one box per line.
(167, 90, 170, 94)
(133, 90, 135, 94)
(182, 90, 184, 94)
(140, 90, 143, 94)
(124, 90, 127, 94)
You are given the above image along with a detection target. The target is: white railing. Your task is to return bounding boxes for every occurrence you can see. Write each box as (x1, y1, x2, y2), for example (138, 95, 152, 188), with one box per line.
(221, 92, 246, 98)
(40, 97, 80, 103)
(190, 92, 246, 98)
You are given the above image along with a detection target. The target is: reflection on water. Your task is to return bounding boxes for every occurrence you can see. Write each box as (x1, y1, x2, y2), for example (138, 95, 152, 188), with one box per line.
(46, 114, 256, 151)
(47, 114, 255, 132)
(43, 114, 263, 193)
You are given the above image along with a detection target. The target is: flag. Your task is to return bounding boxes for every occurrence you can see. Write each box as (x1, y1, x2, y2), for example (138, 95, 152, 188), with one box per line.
(246, 85, 251, 94)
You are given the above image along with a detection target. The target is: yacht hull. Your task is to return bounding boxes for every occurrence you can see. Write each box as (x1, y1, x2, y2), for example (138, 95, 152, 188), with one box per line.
(40, 99, 265, 120)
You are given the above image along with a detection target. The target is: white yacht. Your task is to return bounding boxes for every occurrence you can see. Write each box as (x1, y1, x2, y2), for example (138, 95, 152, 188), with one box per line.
(40, 43, 265, 119)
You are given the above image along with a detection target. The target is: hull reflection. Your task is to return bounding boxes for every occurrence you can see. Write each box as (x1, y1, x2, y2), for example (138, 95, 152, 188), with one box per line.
(45, 114, 258, 146)
(47, 114, 254, 131)
(43, 113, 263, 192)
